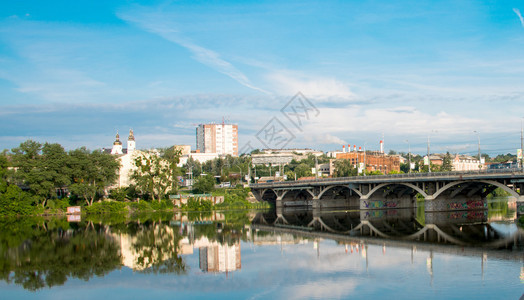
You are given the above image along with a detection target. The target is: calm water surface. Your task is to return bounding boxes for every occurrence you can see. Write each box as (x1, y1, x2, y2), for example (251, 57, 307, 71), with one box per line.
(1, 204, 523, 299)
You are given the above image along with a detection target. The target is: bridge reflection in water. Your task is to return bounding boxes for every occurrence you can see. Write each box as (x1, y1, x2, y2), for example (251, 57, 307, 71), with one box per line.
(252, 206, 524, 261)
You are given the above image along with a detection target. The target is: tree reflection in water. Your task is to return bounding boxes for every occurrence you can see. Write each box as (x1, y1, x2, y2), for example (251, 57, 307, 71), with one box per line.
(0, 218, 121, 291)
(0, 211, 251, 291)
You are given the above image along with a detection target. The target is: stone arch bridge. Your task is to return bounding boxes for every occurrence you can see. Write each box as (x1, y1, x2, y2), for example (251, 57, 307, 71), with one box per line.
(250, 169, 524, 212)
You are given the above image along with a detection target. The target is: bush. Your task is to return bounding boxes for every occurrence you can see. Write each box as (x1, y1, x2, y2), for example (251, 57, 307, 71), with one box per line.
(183, 197, 213, 211)
(0, 185, 41, 216)
(128, 201, 152, 212)
(150, 199, 174, 211)
(84, 201, 127, 214)
(46, 198, 70, 212)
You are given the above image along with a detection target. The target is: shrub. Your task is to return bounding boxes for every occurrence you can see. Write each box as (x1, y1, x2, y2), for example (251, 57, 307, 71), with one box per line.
(84, 201, 127, 214)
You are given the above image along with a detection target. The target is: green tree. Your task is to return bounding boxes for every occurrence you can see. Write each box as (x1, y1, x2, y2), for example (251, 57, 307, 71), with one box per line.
(0, 154, 8, 193)
(68, 148, 120, 206)
(132, 150, 180, 202)
(440, 152, 453, 172)
(295, 163, 313, 179)
(192, 174, 215, 194)
(333, 159, 357, 177)
(11, 141, 70, 207)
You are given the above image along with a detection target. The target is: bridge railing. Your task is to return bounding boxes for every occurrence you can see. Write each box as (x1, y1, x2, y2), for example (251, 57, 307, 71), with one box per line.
(250, 167, 524, 188)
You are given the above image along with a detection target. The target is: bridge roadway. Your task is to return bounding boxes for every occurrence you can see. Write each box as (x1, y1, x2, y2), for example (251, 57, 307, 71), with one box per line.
(249, 169, 524, 212)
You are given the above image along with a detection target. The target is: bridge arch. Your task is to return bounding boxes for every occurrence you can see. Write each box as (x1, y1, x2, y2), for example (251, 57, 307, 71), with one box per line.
(365, 182, 428, 200)
(280, 188, 315, 199)
(260, 189, 278, 205)
(318, 185, 363, 199)
(430, 180, 519, 200)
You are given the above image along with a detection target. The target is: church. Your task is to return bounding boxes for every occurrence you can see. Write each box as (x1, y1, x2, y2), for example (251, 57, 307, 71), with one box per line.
(110, 129, 136, 155)
(108, 129, 140, 188)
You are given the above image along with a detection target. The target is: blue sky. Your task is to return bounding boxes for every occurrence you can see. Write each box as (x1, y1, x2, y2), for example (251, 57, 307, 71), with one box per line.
(1, 0, 524, 155)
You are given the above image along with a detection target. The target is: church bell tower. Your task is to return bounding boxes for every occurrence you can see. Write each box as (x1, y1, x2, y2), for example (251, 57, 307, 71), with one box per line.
(127, 129, 136, 153)
(111, 131, 123, 155)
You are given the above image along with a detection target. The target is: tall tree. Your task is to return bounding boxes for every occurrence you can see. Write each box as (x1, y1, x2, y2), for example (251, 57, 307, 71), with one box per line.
(132, 149, 180, 202)
(333, 159, 358, 177)
(68, 148, 120, 206)
(440, 152, 453, 172)
(192, 174, 215, 194)
(11, 141, 70, 207)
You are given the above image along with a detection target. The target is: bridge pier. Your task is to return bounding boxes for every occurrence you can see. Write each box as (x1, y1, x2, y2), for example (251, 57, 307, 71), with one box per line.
(517, 199, 524, 216)
(312, 196, 320, 209)
(276, 196, 283, 209)
(359, 195, 415, 210)
(425, 195, 486, 212)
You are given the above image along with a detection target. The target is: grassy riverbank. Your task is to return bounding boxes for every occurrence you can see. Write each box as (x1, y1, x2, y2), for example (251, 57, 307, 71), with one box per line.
(0, 187, 270, 218)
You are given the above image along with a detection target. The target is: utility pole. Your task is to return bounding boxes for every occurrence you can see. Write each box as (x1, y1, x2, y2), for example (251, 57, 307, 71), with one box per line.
(315, 156, 318, 179)
(363, 143, 367, 176)
(427, 135, 431, 173)
(474, 131, 481, 171)
(406, 140, 411, 174)
(521, 119, 524, 171)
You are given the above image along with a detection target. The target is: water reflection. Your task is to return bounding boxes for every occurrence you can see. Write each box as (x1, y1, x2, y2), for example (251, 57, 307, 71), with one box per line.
(253, 207, 524, 252)
(0, 203, 522, 295)
(0, 212, 251, 291)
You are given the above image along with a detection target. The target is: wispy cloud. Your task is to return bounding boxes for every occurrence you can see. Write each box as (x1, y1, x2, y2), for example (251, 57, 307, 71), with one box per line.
(514, 8, 524, 27)
(267, 71, 355, 100)
(117, 8, 270, 95)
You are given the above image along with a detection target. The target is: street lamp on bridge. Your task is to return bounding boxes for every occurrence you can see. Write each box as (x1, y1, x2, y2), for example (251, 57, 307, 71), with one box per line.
(474, 131, 481, 171)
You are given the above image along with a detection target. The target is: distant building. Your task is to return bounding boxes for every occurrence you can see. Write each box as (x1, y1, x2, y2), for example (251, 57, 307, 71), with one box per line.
(261, 148, 324, 156)
(336, 151, 400, 174)
(196, 123, 238, 156)
(318, 162, 332, 177)
(178, 152, 220, 167)
(107, 129, 142, 188)
(487, 162, 518, 169)
(251, 153, 295, 165)
(251, 148, 324, 166)
(173, 145, 191, 156)
(452, 154, 485, 171)
(109, 129, 135, 155)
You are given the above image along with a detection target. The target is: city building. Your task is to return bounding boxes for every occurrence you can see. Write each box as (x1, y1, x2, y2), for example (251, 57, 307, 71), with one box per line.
(336, 151, 400, 174)
(173, 145, 191, 156)
(261, 148, 324, 156)
(251, 148, 324, 166)
(196, 123, 238, 156)
(452, 154, 486, 171)
(177, 152, 220, 167)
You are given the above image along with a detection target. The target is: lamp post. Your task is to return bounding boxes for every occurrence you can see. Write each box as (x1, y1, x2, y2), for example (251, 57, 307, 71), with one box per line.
(521, 118, 524, 171)
(474, 131, 481, 172)
(427, 130, 437, 173)
(363, 142, 367, 176)
(406, 140, 411, 174)
(427, 135, 431, 173)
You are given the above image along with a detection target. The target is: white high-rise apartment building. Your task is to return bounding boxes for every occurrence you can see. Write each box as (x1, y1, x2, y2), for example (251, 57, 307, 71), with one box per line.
(196, 123, 238, 156)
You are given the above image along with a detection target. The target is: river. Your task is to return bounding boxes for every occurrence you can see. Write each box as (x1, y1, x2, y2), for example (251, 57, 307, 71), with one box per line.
(0, 200, 522, 299)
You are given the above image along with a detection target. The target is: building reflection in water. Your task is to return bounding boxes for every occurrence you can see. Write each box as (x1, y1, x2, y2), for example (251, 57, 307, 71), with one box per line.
(198, 242, 241, 273)
(252, 205, 524, 283)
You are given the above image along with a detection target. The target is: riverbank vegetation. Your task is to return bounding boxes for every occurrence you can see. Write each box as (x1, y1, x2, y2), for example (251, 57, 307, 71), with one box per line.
(0, 140, 268, 217)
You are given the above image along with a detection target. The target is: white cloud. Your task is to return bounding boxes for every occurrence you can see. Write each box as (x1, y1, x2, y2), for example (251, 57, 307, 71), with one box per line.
(282, 278, 358, 300)
(118, 8, 270, 95)
(303, 133, 347, 145)
(267, 71, 355, 100)
(514, 8, 524, 27)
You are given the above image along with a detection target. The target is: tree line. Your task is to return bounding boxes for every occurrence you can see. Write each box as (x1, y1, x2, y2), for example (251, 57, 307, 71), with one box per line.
(0, 140, 183, 215)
